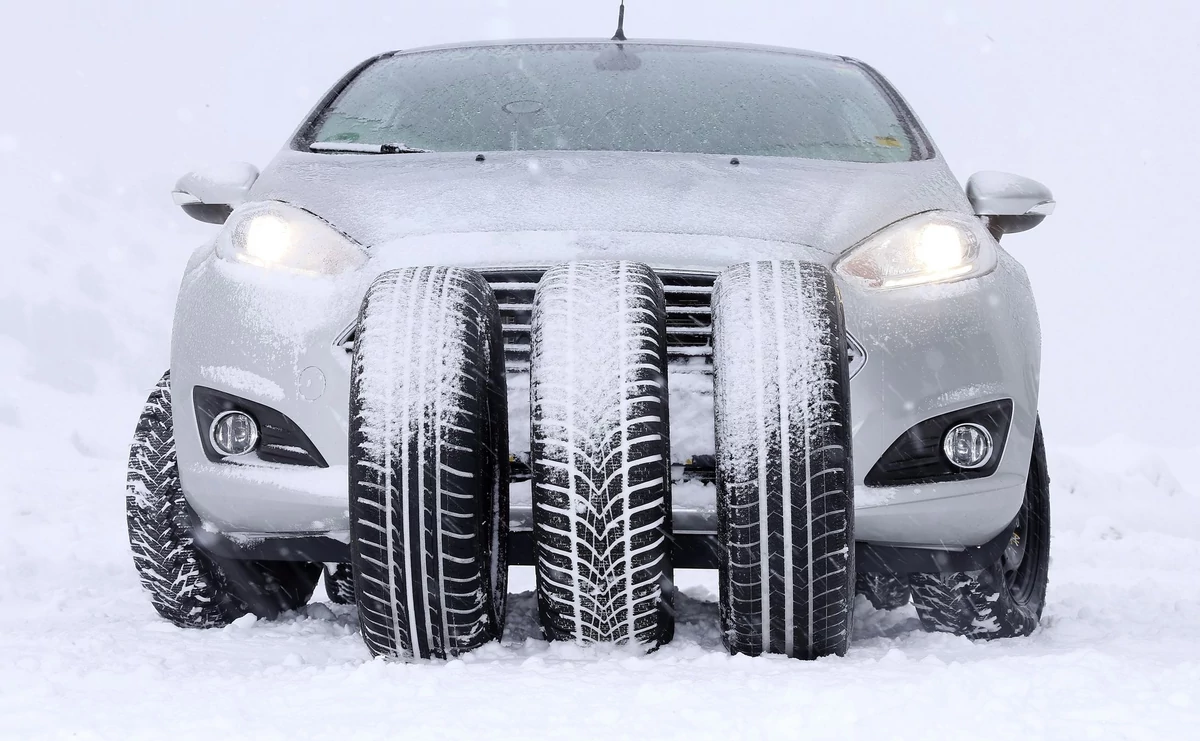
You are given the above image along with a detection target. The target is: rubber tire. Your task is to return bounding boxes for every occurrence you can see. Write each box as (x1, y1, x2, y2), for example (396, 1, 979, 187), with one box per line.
(856, 573, 910, 611)
(126, 372, 321, 627)
(324, 564, 355, 605)
(349, 267, 509, 660)
(909, 420, 1050, 639)
(712, 261, 855, 659)
(530, 261, 674, 648)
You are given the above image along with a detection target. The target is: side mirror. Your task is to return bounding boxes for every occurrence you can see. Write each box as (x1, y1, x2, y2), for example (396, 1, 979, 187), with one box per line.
(172, 163, 259, 224)
(966, 171, 1055, 240)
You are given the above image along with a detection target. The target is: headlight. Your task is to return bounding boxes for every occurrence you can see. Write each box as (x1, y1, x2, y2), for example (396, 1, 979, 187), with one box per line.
(216, 201, 366, 275)
(834, 211, 997, 290)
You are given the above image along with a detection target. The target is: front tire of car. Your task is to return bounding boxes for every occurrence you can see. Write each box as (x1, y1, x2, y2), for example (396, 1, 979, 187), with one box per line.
(908, 420, 1051, 639)
(126, 372, 321, 627)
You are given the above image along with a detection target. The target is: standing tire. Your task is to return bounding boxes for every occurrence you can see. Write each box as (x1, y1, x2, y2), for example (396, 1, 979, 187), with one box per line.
(712, 261, 855, 659)
(530, 261, 674, 648)
(349, 267, 509, 660)
(909, 420, 1050, 639)
(127, 372, 321, 627)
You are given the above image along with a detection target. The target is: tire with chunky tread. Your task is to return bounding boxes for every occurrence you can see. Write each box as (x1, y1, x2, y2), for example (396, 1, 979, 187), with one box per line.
(856, 572, 910, 611)
(712, 261, 855, 660)
(909, 420, 1050, 639)
(349, 267, 509, 660)
(530, 260, 674, 648)
(324, 564, 355, 605)
(126, 372, 321, 627)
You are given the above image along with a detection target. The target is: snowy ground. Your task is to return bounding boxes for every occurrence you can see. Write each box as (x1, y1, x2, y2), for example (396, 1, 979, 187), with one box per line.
(2, 444, 1199, 740)
(2, 143, 1200, 739)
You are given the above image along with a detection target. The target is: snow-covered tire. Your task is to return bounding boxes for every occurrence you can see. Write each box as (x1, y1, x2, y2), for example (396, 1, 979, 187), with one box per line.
(127, 373, 321, 627)
(712, 261, 855, 659)
(126, 372, 237, 628)
(324, 564, 355, 605)
(349, 267, 509, 660)
(529, 261, 674, 648)
(909, 420, 1050, 639)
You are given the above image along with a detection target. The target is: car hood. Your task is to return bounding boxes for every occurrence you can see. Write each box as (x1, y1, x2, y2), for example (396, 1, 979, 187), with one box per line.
(251, 149, 970, 257)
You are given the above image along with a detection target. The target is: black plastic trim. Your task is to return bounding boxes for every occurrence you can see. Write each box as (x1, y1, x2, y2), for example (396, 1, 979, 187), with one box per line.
(180, 203, 233, 225)
(855, 522, 1015, 575)
(193, 386, 328, 468)
(865, 399, 1014, 487)
(198, 526, 1012, 576)
(196, 531, 350, 563)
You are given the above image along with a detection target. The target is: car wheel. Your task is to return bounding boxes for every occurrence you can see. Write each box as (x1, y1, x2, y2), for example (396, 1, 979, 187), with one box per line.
(349, 267, 509, 659)
(126, 372, 240, 628)
(711, 261, 856, 659)
(529, 261, 674, 648)
(127, 372, 320, 626)
(909, 420, 1050, 639)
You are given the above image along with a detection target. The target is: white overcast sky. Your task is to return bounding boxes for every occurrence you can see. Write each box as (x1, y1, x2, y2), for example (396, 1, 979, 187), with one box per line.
(1, 0, 1197, 445)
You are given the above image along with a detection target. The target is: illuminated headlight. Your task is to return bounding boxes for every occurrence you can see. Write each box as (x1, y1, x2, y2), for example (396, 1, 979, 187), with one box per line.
(834, 211, 997, 290)
(216, 201, 366, 275)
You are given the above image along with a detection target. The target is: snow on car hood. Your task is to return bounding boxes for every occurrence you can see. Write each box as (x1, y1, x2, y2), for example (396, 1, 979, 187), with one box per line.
(251, 149, 971, 257)
(368, 230, 834, 272)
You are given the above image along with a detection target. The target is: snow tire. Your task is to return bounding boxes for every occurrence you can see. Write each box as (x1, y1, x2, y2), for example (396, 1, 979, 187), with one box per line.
(126, 372, 321, 627)
(909, 420, 1050, 639)
(712, 261, 855, 659)
(126, 372, 238, 628)
(349, 267, 509, 660)
(530, 261, 674, 648)
(324, 564, 355, 605)
(856, 572, 910, 611)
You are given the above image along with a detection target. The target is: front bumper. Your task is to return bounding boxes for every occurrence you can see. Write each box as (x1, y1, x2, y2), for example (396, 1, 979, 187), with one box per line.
(172, 245, 1039, 553)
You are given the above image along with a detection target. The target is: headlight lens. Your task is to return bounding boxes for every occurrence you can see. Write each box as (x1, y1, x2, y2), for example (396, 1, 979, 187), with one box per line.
(834, 211, 997, 290)
(216, 202, 366, 275)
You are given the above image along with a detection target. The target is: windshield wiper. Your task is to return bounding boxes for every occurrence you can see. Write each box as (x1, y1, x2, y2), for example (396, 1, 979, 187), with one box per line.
(309, 141, 432, 154)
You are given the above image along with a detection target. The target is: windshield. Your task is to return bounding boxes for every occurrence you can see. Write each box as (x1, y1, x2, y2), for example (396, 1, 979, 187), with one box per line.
(307, 43, 922, 163)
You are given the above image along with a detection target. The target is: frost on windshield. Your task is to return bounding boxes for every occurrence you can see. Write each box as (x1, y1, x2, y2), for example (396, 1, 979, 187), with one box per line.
(310, 44, 917, 163)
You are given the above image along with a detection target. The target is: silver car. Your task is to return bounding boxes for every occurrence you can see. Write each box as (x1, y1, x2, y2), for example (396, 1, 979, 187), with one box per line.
(125, 38, 1055, 660)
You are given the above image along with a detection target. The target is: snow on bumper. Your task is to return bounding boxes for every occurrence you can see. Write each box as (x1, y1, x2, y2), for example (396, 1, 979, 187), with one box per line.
(172, 248, 1039, 549)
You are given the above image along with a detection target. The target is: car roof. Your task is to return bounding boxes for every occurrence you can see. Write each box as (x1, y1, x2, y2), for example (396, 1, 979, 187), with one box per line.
(385, 38, 852, 64)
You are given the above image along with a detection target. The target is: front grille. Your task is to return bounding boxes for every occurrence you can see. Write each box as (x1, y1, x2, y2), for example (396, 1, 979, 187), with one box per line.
(482, 268, 715, 373)
(336, 268, 865, 378)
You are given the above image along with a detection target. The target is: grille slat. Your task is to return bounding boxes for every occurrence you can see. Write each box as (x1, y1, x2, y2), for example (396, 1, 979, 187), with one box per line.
(481, 268, 716, 373)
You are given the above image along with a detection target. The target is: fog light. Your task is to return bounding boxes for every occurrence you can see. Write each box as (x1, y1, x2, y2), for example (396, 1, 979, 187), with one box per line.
(943, 423, 993, 469)
(210, 411, 259, 456)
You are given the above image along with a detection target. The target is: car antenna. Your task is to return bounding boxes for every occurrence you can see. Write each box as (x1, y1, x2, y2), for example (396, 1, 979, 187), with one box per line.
(612, 1, 627, 41)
